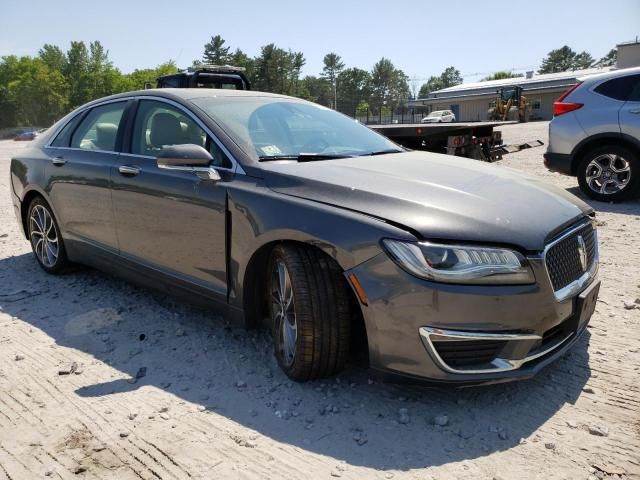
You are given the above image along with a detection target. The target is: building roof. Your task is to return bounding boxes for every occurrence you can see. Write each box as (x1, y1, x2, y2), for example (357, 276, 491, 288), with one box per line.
(617, 38, 640, 47)
(417, 66, 614, 103)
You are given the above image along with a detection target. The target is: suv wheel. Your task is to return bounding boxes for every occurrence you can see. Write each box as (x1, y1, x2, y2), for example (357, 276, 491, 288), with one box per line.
(267, 244, 351, 381)
(27, 197, 69, 274)
(577, 145, 640, 202)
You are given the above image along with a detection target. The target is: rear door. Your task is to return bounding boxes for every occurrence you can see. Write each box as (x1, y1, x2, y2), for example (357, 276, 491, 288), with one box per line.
(618, 74, 640, 140)
(111, 98, 233, 297)
(46, 100, 130, 251)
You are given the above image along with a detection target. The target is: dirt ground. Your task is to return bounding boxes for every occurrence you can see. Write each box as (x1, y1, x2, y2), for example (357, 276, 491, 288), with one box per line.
(0, 121, 638, 480)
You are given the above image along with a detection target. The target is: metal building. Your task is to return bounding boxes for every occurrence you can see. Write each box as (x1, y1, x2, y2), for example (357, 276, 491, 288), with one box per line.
(412, 67, 614, 122)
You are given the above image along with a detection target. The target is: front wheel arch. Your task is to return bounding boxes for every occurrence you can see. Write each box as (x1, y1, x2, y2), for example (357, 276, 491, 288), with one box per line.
(242, 240, 369, 367)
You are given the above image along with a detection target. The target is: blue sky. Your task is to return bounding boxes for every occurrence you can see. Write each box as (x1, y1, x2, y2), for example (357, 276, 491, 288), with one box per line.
(2, 0, 638, 83)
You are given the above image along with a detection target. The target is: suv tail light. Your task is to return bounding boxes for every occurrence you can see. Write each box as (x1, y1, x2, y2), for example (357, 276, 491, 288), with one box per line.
(553, 82, 583, 117)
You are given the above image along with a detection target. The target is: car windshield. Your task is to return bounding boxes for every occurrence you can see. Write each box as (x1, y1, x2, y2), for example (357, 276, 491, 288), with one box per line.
(190, 96, 402, 160)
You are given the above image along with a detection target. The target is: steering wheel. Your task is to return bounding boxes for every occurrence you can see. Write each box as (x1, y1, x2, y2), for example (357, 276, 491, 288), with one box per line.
(301, 138, 330, 153)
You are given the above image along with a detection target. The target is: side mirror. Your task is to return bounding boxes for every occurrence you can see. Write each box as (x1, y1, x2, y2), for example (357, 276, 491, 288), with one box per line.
(157, 144, 213, 167)
(157, 144, 221, 182)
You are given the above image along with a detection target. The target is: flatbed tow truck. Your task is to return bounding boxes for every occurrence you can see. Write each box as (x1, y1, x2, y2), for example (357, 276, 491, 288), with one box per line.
(370, 121, 543, 162)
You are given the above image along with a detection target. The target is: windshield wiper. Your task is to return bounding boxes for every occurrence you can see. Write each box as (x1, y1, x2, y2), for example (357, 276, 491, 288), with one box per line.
(359, 149, 405, 156)
(259, 153, 355, 162)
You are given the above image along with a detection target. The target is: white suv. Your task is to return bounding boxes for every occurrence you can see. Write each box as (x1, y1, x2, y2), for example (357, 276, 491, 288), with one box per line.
(544, 67, 640, 202)
(421, 110, 456, 123)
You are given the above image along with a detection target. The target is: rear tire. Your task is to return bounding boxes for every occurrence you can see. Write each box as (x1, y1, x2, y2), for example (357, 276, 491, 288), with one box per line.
(577, 145, 640, 202)
(27, 197, 69, 274)
(267, 244, 351, 381)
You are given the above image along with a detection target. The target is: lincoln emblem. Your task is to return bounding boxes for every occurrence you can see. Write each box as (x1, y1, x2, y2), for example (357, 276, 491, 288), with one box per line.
(577, 235, 587, 272)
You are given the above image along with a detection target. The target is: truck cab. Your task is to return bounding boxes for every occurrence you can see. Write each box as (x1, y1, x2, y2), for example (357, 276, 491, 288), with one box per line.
(156, 65, 251, 90)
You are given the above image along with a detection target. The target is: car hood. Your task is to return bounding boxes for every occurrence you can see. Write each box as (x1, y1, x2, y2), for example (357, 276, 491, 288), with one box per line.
(262, 151, 592, 251)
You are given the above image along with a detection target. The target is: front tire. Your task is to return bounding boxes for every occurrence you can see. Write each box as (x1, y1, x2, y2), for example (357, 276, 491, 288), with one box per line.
(577, 145, 640, 202)
(27, 197, 69, 274)
(267, 244, 351, 381)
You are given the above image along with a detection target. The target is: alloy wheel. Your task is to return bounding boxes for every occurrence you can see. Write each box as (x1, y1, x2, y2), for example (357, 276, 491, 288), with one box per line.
(585, 154, 631, 195)
(270, 259, 297, 367)
(29, 205, 59, 268)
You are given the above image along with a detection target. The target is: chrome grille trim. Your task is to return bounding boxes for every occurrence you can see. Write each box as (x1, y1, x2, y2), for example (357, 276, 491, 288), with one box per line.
(543, 220, 599, 302)
(419, 326, 571, 375)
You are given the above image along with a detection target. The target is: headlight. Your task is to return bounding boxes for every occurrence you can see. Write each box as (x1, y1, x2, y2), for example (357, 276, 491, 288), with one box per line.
(382, 239, 535, 285)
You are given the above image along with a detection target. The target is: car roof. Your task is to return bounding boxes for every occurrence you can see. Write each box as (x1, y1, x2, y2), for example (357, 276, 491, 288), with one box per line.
(86, 88, 292, 105)
(578, 66, 640, 84)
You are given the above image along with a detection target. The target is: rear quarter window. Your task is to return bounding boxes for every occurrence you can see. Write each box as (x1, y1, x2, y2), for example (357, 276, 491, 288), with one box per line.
(50, 114, 83, 147)
(594, 75, 640, 101)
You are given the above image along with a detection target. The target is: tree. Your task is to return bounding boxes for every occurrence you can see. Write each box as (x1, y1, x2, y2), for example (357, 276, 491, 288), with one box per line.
(321, 52, 345, 109)
(0, 55, 67, 127)
(118, 61, 178, 91)
(538, 46, 595, 73)
(253, 44, 305, 96)
(597, 48, 617, 67)
(481, 71, 524, 81)
(418, 66, 462, 97)
(1, 41, 182, 128)
(301, 75, 332, 106)
(440, 66, 463, 88)
(370, 58, 410, 113)
(87, 41, 121, 99)
(418, 77, 443, 98)
(573, 51, 595, 70)
(336, 67, 371, 116)
(202, 35, 230, 65)
(229, 48, 255, 82)
(64, 41, 91, 109)
(38, 44, 66, 72)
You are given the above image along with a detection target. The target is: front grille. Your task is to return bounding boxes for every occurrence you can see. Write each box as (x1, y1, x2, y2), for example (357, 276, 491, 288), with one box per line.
(545, 223, 596, 291)
(432, 340, 507, 368)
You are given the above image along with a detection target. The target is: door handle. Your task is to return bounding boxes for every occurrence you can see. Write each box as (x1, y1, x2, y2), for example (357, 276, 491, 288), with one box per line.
(629, 109, 640, 114)
(51, 156, 66, 166)
(118, 165, 141, 176)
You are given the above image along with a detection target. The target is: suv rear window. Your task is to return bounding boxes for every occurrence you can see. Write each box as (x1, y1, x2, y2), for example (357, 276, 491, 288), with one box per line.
(594, 75, 640, 101)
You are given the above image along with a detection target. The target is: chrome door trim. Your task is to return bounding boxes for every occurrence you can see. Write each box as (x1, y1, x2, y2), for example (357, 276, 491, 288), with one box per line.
(157, 163, 221, 182)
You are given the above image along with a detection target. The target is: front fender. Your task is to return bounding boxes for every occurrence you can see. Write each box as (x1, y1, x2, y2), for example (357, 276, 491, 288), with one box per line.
(226, 178, 416, 310)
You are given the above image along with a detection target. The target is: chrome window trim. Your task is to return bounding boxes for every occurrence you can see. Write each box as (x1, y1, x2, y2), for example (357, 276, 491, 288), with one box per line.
(541, 219, 599, 302)
(45, 95, 246, 175)
(45, 98, 130, 149)
(419, 326, 573, 375)
(45, 145, 122, 156)
(131, 95, 245, 175)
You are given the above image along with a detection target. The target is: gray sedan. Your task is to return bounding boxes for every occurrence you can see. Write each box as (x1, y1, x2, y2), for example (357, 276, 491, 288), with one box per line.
(10, 89, 600, 384)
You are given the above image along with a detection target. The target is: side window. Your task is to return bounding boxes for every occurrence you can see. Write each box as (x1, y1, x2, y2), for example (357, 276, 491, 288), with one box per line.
(70, 102, 126, 151)
(594, 75, 640, 102)
(131, 100, 232, 168)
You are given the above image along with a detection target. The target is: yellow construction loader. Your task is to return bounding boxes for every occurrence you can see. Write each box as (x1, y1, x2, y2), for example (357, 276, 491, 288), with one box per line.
(488, 86, 530, 122)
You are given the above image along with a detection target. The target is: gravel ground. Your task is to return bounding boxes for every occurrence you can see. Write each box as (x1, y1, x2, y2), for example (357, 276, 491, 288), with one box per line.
(0, 121, 639, 480)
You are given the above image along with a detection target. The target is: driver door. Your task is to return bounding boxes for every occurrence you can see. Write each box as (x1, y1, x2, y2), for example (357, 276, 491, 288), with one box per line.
(111, 98, 233, 297)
